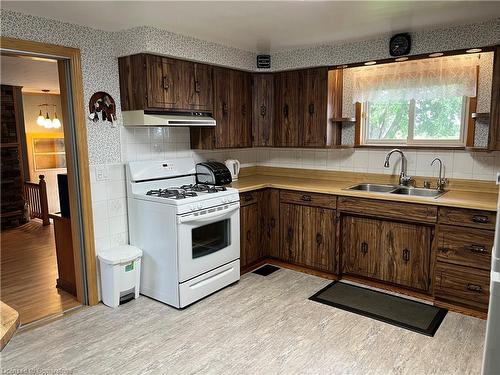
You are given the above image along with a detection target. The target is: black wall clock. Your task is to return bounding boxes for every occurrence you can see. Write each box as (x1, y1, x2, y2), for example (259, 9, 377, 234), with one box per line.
(389, 33, 411, 56)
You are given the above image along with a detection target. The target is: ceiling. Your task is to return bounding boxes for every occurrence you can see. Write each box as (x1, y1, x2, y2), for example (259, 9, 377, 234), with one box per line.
(0, 55, 60, 94)
(2, 1, 500, 52)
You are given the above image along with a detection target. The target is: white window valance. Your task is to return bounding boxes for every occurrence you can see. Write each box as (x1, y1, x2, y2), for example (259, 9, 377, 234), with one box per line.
(352, 54, 479, 103)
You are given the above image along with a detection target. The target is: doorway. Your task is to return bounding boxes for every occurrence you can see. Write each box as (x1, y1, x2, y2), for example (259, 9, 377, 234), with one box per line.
(0, 38, 98, 327)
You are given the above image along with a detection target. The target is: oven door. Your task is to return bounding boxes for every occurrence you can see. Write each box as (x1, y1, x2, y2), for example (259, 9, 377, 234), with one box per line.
(177, 202, 240, 282)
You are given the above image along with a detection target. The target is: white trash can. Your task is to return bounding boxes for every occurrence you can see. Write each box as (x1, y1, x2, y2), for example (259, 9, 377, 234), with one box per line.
(98, 245, 142, 308)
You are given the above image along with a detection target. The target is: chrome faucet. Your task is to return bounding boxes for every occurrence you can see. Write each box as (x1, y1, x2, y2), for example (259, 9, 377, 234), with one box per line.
(431, 157, 448, 191)
(384, 148, 412, 186)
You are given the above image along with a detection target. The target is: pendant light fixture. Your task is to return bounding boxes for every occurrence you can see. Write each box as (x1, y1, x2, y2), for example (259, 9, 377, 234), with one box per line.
(36, 89, 62, 129)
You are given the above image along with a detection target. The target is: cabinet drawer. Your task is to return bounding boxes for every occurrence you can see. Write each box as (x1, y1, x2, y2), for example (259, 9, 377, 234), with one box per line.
(438, 207, 496, 230)
(437, 225, 493, 270)
(280, 190, 336, 209)
(338, 197, 437, 223)
(434, 263, 490, 311)
(239, 191, 259, 206)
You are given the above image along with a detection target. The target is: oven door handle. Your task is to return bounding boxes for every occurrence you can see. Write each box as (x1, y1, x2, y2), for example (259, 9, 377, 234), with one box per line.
(177, 204, 239, 224)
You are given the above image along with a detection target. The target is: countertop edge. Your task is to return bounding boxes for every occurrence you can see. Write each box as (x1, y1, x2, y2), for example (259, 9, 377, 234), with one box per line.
(232, 180, 498, 212)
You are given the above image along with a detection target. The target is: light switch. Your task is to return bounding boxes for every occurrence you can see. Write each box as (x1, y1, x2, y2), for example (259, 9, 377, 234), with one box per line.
(96, 166, 109, 181)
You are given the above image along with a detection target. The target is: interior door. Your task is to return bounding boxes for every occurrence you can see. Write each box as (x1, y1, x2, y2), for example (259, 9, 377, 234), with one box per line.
(252, 74, 274, 147)
(213, 67, 231, 148)
(342, 216, 381, 278)
(275, 71, 302, 147)
(146, 55, 181, 109)
(379, 221, 431, 291)
(240, 202, 260, 267)
(280, 203, 302, 262)
(185, 62, 213, 111)
(300, 207, 335, 272)
(302, 67, 328, 147)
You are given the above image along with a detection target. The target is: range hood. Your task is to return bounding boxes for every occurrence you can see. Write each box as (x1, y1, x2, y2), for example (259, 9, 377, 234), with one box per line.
(122, 110, 216, 127)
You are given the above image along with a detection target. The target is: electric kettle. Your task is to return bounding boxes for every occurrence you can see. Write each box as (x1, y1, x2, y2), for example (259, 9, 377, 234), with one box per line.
(225, 159, 241, 181)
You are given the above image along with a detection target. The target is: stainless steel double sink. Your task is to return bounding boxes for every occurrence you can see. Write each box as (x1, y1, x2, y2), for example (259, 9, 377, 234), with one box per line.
(345, 183, 446, 198)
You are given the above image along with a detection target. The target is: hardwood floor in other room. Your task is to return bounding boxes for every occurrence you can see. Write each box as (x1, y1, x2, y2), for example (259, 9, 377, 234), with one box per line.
(1, 220, 80, 324)
(1, 268, 486, 374)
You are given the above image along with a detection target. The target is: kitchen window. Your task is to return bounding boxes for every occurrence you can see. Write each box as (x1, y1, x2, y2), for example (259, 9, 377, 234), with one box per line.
(353, 54, 479, 147)
(363, 96, 468, 146)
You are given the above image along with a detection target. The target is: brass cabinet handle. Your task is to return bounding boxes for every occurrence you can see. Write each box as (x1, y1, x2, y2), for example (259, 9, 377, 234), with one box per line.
(438, 247, 449, 253)
(308, 103, 315, 115)
(246, 230, 251, 241)
(194, 80, 201, 93)
(283, 104, 289, 118)
(402, 248, 410, 262)
(162, 75, 170, 90)
(243, 194, 253, 202)
(316, 233, 323, 245)
(467, 283, 483, 293)
(467, 244, 488, 254)
(270, 218, 276, 228)
(301, 194, 312, 202)
(260, 104, 267, 117)
(360, 242, 368, 254)
(472, 215, 489, 224)
(287, 227, 293, 241)
(242, 104, 247, 116)
(222, 102, 229, 115)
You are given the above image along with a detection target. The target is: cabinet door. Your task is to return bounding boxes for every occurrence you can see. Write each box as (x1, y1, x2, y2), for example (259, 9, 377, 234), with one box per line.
(240, 202, 260, 268)
(342, 216, 381, 278)
(302, 67, 328, 147)
(252, 74, 274, 147)
(275, 71, 302, 147)
(300, 207, 335, 272)
(262, 189, 280, 259)
(146, 55, 182, 109)
(184, 62, 213, 112)
(280, 203, 302, 262)
(379, 221, 431, 291)
(213, 67, 231, 148)
(231, 70, 252, 148)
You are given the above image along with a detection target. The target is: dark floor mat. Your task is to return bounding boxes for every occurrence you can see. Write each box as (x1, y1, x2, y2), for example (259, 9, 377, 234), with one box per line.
(309, 281, 447, 336)
(252, 264, 280, 276)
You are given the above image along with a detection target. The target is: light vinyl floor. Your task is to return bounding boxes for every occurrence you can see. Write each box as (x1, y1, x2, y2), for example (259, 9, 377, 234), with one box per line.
(1, 268, 486, 374)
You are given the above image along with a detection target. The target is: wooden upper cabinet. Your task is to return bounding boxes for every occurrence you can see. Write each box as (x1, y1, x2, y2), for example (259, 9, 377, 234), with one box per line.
(275, 70, 303, 147)
(213, 67, 232, 148)
(146, 55, 183, 109)
(488, 45, 500, 150)
(118, 53, 213, 113)
(184, 62, 213, 112)
(252, 74, 274, 147)
(302, 67, 328, 147)
(231, 70, 252, 148)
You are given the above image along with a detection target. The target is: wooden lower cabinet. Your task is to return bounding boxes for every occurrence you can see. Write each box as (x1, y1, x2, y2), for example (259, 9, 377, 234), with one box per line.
(240, 200, 260, 268)
(342, 216, 381, 279)
(434, 262, 490, 311)
(280, 202, 336, 272)
(342, 215, 431, 292)
(379, 221, 431, 291)
(260, 189, 280, 258)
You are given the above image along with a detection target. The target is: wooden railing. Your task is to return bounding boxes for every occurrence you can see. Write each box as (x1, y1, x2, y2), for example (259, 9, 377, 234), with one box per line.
(24, 175, 50, 226)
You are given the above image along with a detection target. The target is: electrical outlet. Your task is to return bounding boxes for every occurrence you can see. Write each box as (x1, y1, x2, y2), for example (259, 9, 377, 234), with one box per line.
(95, 166, 109, 181)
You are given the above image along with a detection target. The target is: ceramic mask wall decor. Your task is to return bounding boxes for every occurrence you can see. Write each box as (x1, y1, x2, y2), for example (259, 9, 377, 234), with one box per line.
(88, 91, 117, 125)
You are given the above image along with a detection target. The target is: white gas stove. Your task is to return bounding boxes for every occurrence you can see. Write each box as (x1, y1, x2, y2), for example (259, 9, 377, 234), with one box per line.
(126, 159, 240, 308)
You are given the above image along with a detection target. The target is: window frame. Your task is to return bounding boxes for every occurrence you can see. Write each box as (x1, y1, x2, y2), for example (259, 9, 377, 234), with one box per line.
(362, 96, 469, 147)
